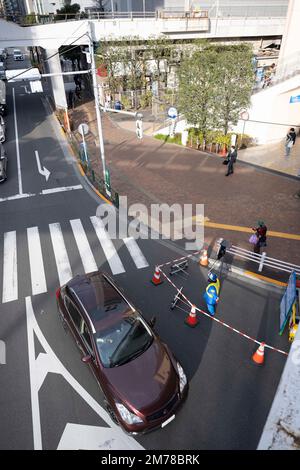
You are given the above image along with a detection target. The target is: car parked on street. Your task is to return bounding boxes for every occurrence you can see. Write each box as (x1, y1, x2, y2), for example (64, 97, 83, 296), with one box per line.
(0, 143, 7, 182)
(0, 115, 6, 143)
(56, 270, 188, 434)
(13, 49, 24, 61)
(0, 63, 6, 80)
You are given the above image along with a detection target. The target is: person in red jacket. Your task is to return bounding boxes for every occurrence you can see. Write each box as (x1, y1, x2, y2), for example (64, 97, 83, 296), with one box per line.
(252, 221, 267, 254)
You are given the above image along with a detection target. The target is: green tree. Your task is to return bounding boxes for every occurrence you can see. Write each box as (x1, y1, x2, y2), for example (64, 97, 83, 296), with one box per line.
(122, 37, 147, 109)
(147, 36, 172, 98)
(95, 40, 125, 99)
(178, 46, 220, 139)
(55, 3, 81, 20)
(213, 44, 254, 135)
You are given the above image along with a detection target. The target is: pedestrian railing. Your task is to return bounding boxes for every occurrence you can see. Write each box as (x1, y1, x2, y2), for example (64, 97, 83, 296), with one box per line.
(68, 133, 119, 208)
(84, 164, 119, 208)
(217, 240, 300, 276)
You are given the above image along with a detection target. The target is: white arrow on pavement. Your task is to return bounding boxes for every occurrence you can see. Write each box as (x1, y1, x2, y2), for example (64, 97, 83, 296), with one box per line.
(25, 297, 144, 450)
(57, 423, 137, 450)
(35, 150, 51, 181)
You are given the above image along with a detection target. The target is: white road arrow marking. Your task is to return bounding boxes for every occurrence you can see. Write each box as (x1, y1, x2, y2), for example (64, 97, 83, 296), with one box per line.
(57, 423, 135, 450)
(35, 150, 51, 181)
(25, 297, 143, 450)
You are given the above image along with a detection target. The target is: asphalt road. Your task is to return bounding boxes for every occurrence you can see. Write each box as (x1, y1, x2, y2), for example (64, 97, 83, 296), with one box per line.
(0, 58, 289, 449)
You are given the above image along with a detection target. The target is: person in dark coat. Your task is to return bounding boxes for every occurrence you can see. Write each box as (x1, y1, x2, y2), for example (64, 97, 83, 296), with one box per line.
(225, 145, 237, 176)
(285, 128, 296, 156)
(252, 220, 267, 254)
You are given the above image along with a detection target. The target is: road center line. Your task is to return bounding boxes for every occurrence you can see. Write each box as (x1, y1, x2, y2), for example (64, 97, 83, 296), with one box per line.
(12, 88, 23, 195)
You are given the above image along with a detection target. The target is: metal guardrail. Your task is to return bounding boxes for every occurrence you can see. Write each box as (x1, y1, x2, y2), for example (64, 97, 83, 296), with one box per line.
(0, 10, 209, 25)
(83, 164, 119, 208)
(225, 243, 300, 276)
(68, 133, 119, 208)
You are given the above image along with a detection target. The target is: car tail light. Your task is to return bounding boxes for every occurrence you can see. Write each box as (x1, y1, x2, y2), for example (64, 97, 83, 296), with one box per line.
(56, 288, 61, 299)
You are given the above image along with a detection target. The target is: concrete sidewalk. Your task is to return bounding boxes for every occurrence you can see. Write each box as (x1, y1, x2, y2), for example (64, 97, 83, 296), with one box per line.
(109, 109, 300, 177)
(238, 138, 300, 178)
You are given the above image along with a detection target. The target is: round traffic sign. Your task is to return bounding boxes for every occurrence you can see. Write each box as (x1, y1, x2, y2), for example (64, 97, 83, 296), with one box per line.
(168, 107, 178, 119)
(240, 111, 249, 121)
(78, 123, 89, 136)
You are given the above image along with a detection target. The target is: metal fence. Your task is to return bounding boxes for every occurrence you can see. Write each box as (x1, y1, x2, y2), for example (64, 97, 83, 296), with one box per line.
(0, 1, 289, 26)
(220, 241, 300, 276)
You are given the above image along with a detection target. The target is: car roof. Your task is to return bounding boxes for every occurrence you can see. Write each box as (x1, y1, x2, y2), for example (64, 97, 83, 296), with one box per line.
(68, 272, 134, 333)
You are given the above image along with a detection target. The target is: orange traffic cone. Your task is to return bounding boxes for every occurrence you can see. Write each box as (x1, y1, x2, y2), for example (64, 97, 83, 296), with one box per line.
(252, 343, 265, 365)
(199, 249, 208, 267)
(151, 266, 163, 286)
(185, 305, 199, 328)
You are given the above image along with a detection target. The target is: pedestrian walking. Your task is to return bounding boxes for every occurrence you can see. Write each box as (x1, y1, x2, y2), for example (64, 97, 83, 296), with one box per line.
(285, 127, 296, 156)
(251, 220, 267, 254)
(203, 272, 220, 316)
(225, 145, 237, 176)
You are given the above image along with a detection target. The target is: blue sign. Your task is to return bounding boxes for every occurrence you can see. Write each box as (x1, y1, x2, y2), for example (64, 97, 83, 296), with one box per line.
(279, 271, 297, 335)
(290, 95, 300, 103)
(168, 107, 178, 119)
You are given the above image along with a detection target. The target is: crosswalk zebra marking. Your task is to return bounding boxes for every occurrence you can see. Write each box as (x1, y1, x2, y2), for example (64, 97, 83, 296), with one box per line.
(123, 237, 149, 269)
(70, 219, 98, 274)
(2, 231, 18, 303)
(1, 218, 150, 302)
(27, 227, 47, 296)
(49, 223, 72, 286)
(90, 216, 125, 275)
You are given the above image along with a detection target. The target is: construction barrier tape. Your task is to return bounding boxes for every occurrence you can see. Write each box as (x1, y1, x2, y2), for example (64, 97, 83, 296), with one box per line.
(158, 267, 288, 357)
(158, 249, 203, 269)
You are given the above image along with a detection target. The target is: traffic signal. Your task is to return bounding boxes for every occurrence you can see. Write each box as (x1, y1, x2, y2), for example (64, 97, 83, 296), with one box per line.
(136, 119, 143, 140)
(217, 239, 227, 260)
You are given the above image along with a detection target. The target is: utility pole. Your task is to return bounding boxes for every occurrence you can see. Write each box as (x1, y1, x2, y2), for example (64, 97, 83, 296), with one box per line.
(87, 21, 108, 192)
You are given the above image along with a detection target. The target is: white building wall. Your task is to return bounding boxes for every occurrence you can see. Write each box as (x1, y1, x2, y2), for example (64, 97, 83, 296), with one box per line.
(233, 76, 300, 144)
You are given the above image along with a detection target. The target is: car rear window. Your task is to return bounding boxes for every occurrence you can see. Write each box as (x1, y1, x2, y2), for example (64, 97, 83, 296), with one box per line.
(79, 275, 133, 330)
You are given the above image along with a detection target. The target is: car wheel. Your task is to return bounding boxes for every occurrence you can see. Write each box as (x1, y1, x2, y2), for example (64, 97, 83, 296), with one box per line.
(105, 401, 119, 425)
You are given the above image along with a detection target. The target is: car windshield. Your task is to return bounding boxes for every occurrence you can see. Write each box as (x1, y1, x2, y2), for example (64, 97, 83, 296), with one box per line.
(96, 313, 153, 368)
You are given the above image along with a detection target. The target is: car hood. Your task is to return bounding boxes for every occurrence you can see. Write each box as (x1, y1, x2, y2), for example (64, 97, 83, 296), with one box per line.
(103, 340, 178, 414)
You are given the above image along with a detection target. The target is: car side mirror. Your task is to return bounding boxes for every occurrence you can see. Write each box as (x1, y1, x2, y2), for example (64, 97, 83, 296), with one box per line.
(81, 354, 92, 364)
(149, 316, 156, 328)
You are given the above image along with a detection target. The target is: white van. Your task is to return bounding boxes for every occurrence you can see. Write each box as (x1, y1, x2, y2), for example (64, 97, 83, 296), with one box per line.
(13, 49, 24, 61)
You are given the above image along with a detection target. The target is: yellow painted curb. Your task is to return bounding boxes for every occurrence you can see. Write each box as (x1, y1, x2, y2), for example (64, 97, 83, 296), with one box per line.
(244, 271, 287, 287)
(193, 217, 300, 241)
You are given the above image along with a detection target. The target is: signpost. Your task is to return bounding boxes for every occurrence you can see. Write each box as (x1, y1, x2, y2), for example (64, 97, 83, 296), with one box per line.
(240, 110, 249, 148)
(279, 271, 297, 335)
(78, 123, 89, 165)
(168, 107, 178, 137)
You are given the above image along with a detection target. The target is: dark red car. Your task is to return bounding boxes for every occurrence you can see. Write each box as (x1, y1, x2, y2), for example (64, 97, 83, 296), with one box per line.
(56, 271, 188, 434)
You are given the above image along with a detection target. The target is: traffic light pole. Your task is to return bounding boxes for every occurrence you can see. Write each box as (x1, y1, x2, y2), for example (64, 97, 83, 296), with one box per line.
(88, 21, 107, 190)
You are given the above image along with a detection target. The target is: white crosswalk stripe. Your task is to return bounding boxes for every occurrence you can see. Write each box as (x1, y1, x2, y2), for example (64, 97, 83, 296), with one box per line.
(70, 219, 98, 273)
(90, 216, 125, 275)
(2, 231, 18, 303)
(49, 223, 73, 287)
(27, 227, 47, 296)
(1, 218, 149, 303)
(123, 237, 149, 269)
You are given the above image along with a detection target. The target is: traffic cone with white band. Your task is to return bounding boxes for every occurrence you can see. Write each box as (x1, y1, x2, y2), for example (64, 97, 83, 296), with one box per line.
(252, 342, 265, 365)
(151, 266, 163, 285)
(185, 305, 199, 328)
(199, 249, 208, 267)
